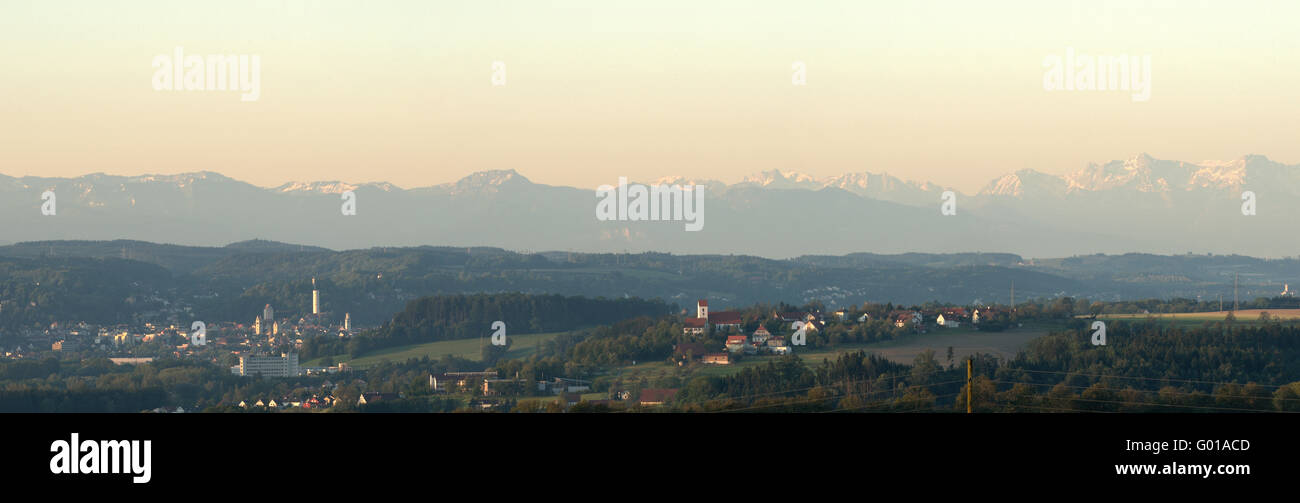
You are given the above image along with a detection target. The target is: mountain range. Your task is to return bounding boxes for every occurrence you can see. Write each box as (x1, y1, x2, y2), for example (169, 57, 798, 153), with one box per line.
(3, 153, 1297, 258)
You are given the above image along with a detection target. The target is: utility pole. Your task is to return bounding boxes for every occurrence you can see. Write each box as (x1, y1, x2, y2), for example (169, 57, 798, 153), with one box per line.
(966, 358, 972, 414)
(1234, 273, 1239, 312)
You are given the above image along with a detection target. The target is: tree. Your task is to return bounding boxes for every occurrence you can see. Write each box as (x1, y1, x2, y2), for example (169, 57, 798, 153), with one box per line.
(954, 375, 996, 412)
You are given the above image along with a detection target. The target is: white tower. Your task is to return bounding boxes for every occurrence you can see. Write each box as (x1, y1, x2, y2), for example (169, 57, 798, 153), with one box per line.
(263, 304, 274, 324)
(253, 316, 262, 336)
(344, 313, 351, 331)
(697, 299, 708, 319)
(311, 277, 320, 315)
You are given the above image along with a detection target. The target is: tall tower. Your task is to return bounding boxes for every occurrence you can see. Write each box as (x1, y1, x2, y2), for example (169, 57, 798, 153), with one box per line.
(312, 277, 320, 315)
(263, 304, 274, 324)
(1234, 273, 1239, 312)
(253, 316, 262, 336)
(344, 313, 351, 331)
(697, 299, 708, 319)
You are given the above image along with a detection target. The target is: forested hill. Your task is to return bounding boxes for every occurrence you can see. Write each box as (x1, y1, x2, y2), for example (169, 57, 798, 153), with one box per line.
(301, 293, 672, 360)
(4, 240, 1300, 330)
(383, 293, 671, 342)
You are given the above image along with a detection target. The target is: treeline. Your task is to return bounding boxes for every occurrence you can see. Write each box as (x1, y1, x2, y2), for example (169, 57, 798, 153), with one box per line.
(301, 293, 671, 360)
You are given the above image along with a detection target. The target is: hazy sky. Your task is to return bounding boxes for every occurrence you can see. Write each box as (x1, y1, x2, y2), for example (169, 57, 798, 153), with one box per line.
(1, 0, 1296, 194)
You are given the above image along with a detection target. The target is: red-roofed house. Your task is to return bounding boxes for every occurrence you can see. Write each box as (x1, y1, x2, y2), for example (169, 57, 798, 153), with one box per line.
(708, 311, 743, 331)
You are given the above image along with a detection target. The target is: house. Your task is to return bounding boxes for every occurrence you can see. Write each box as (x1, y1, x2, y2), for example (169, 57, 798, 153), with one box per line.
(357, 392, 402, 406)
(639, 388, 679, 406)
(482, 378, 521, 396)
(766, 336, 791, 355)
(725, 335, 748, 353)
(892, 311, 923, 328)
(537, 377, 592, 394)
(942, 307, 970, 319)
(833, 309, 849, 321)
(936, 314, 960, 328)
(794, 320, 824, 333)
(973, 307, 1000, 324)
(674, 342, 710, 362)
(751, 326, 772, 344)
(708, 311, 743, 332)
(702, 353, 732, 365)
(430, 371, 498, 392)
(683, 317, 708, 336)
(776, 311, 810, 322)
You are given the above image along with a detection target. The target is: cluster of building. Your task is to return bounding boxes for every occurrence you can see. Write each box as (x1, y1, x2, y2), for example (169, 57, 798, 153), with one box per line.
(673, 299, 1014, 366)
(676, 300, 816, 364)
(888, 306, 1006, 329)
(0, 276, 360, 369)
(237, 394, 340, 410)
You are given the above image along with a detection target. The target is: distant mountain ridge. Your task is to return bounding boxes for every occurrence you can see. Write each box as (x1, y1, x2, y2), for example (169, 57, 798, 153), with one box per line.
(2, 153, 1297, 258)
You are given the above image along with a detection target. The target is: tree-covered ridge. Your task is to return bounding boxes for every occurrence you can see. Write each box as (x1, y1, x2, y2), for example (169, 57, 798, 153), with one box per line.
(301, 293, 672, 360)
(0, 256, 174, 329)
(383, 293, 671, 341)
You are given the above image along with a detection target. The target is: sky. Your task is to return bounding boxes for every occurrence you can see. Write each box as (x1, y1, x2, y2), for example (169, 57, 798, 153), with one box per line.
(1, 0, 1297, 194)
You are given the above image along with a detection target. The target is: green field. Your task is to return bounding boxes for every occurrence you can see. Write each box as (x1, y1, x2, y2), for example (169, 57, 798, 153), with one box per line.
(303, 330, 572, 368)
(602, 323, 1059, 382)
